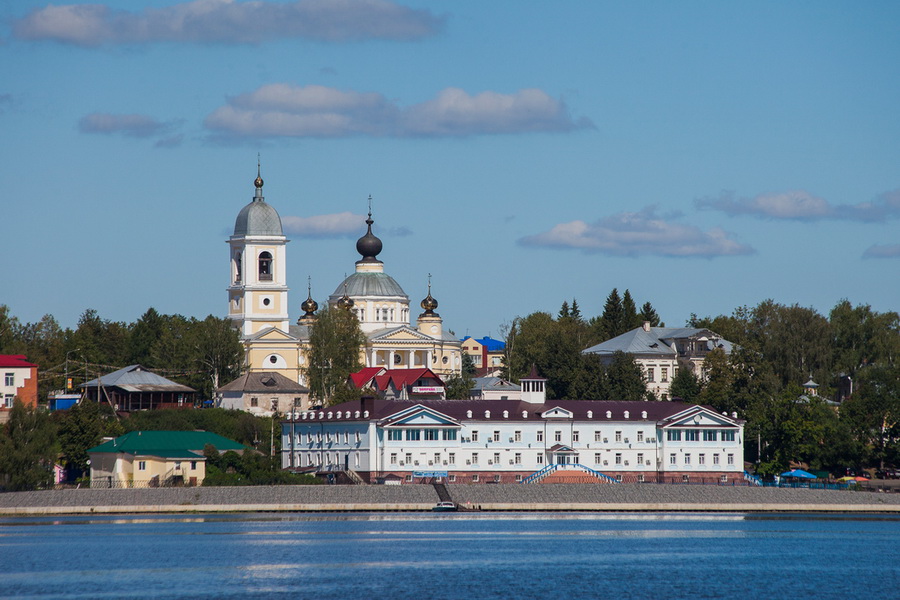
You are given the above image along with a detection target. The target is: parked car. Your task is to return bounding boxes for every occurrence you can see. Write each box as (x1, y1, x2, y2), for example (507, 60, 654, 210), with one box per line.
(876, 468, 900, 480)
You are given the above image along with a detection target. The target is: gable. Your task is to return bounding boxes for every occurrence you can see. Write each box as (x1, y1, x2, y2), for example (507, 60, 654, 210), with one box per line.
(663, 406, 739, 428)
(541, 406, 574, 419)
(370, 326, 434, 342)
(250, 327, 298, 342)
(382, 405, 460, 428)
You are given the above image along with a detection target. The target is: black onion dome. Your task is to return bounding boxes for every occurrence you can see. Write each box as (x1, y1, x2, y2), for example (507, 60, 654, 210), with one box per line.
(301, 294, 318, 315)
(337, 293, 355, 310)
(356, 208, 383, 263)
(420, 280, 439, 316)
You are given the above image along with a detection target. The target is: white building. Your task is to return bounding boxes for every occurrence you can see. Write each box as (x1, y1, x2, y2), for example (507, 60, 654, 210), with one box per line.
(281, 371, 745, 484)
(582, 322, 735, 400)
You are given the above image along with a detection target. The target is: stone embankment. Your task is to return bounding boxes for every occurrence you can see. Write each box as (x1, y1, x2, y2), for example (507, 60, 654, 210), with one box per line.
(2, 484, 900, 515)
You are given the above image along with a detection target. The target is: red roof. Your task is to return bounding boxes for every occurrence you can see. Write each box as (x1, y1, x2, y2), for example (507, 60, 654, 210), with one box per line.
(0, 354, 37, 368)
(349, 367, 444, 391)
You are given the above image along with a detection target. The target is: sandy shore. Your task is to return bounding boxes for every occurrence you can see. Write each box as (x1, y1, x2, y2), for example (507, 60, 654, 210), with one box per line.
(2, 484, 900, 515)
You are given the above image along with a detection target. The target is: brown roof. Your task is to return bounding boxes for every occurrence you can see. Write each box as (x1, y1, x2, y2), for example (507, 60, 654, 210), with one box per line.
(218, 371, 309, 394)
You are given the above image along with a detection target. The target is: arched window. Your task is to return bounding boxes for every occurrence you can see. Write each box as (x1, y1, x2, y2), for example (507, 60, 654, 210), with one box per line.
(258, 251, 273, 281)
(234, 252, 242, 283)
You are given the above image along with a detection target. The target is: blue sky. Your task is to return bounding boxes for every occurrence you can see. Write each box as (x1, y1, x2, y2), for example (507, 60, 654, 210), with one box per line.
(2, 0, 898, 339)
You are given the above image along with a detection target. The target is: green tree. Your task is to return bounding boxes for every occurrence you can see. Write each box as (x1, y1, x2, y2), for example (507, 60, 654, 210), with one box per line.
(669, 364, 701, 403)
(56, 400, 123, 475)
(129, 307, 165, 365)
(605, 351, 648, 402)
(698, 348, 735, 412)
(639, 302, 661, 327)
(304, 305, 366, 406)
(191, 315, 244, 399)
(841, 364, 900, 468)
(622, 289, 640, 330)
(72, 309, 130, 368)
(0, 400, 58, 491)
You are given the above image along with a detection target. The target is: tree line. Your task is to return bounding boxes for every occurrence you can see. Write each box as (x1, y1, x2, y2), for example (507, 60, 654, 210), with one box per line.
(0, 306, 244, 401)
(502, 290, 900, 476)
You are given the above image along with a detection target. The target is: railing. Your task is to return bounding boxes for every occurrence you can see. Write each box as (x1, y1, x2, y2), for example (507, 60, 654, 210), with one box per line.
(522, 463, 620, 484)
(744, 470, 763, 486)
(345, 470, 366, 485)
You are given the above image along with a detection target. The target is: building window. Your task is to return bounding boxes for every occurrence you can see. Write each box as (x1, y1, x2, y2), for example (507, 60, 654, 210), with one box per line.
(138, 461, 146, 471)
(637, 453, 644, 465)
(406, 430, 421, 441)
(355, 432, 361, 443)
(344, 432, 349, 444)
(514, 453, 522, 465)
(727, 454, 734, 465)
(514, 430, 522, 442)
(388, 429, 402, 441)
(646, 367, 654, 382)
(684, 454, 691, 465)
(703, 430, 717, 442)
(403, 453, 412, 464)
(471, 431, 479, 442)
(637, 431, 644, 443)
(661, 367, 668, 382)
(492, 431, 500, 442)
(594, 430, 602, 442)
(443, 430, 457, 441)
(493, 453, 500, 464)
(667, 430, 681, 442)
(637, 474, 645, 483)
(615, 453, 622, 465)
(554, 431, 562, 442)
(258, 251, 273, 280)
(515, 474, 522, 482)
(448, 453, 455, 465)
(594, 453, 602, 464)
(434, 453, 441, 464)
(537, 454, 544, 465)
(190, 461, 197, 470)
(699, 454, 706, 465)
(472, 453, 479, 464)
(615, 431, 622, 443)
(572, 431, 579, 443)
(713, 453, 720, 465)
(4, 373, 13, 386)
(449, 475, 456, 482)
(472, 474, 479, 482)
(390, 453, 398, 464)
(685, 430, 699, 442)
(4, 394, 12, 408)
(669, 453, 676, 465)
(405, 475, 413, 482)
(722, 430, 736, 442)
(536, 431, 544, 442)
(250, 397, 258, 408)
(424, 429, 439, 441)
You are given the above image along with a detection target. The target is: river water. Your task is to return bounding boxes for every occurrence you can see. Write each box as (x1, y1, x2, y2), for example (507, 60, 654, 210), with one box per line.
(1, 512, 897, 599)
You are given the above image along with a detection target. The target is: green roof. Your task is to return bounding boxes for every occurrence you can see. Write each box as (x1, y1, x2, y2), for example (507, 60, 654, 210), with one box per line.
(88, 430, 246, 457)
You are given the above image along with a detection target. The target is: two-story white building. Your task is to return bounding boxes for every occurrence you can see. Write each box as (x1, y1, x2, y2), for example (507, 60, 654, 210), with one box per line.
(281, 371, 744, 484)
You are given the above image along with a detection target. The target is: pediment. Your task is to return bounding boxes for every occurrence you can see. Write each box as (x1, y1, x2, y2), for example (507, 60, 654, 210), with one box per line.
(370, 326, 434, 342)
(664, 405, 738, 428)
(247, 327, 297, 342)
(541, 406, 573, 419)
(382, 405, 459, 427)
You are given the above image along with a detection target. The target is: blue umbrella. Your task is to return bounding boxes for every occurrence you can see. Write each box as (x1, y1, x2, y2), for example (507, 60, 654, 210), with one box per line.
(780, 469, 817, 479)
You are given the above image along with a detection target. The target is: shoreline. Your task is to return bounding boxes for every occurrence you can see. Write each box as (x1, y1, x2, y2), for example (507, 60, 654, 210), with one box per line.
(2, 484, 900, 516)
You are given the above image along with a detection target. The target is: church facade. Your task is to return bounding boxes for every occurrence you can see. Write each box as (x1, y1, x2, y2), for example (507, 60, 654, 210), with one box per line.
(226, 169, 462, 390)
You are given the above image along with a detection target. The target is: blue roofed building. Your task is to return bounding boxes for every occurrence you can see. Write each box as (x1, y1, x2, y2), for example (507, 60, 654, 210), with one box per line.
(582, 322, 735, 400)
(460, 336, 506, 377)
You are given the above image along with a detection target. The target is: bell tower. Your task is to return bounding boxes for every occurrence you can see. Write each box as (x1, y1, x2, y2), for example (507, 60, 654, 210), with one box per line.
(227, 164, 290, 337)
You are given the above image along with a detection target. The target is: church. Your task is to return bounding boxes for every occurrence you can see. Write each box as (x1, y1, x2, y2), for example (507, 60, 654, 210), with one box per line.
(226, 167, 462, 389)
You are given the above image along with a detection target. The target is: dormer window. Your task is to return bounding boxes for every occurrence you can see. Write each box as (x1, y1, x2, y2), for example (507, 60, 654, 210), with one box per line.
(259, 251, 273, 281)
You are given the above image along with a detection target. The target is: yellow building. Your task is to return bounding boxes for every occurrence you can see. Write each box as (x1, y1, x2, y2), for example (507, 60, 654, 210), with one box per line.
(228, 169, 462, 387)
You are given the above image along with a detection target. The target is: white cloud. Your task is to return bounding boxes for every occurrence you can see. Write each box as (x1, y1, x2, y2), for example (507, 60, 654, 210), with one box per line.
(13, 0, 444, 46)
(697, 189, 900, 223)
(78, 112, 179, 138)
(518, 206, 754, 258)
(204, 84, 592, 139)
(862, 243, 900, 259)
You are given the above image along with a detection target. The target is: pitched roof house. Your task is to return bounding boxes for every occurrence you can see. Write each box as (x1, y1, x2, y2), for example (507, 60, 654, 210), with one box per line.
(217, 371, 310, 415)
(0, 355, 39, 422)
(81, 365, 197, 411)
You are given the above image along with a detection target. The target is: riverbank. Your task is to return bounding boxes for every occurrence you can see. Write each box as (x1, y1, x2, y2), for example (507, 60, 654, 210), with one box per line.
(2, 484, 900, 515)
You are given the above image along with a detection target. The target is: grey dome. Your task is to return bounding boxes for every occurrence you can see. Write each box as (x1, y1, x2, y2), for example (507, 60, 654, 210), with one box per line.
(234, 200, 283, 236)
(330, 272, 408, 300)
